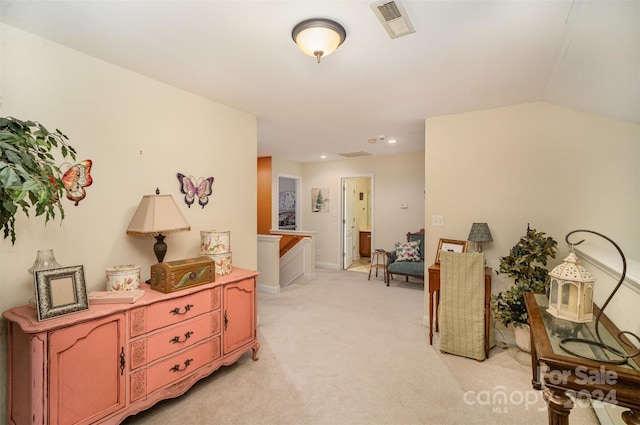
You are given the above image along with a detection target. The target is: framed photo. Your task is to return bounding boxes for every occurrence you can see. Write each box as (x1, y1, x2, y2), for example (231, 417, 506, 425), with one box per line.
(311, 187, 329, 213)
(34, 265, 89, 321)
(435, 239, 468, 264)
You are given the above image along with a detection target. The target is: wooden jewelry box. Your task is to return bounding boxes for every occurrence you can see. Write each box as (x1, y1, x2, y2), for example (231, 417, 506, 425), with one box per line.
(150, 256, 215, 293)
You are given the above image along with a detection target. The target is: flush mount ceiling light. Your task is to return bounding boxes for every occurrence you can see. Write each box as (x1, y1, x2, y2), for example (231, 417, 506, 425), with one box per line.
(292, 18, 346, 63)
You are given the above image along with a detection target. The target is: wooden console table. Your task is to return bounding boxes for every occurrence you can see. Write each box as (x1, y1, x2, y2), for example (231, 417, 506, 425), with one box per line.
(525, 292, 640, 425)
(427, 263, 492, 358)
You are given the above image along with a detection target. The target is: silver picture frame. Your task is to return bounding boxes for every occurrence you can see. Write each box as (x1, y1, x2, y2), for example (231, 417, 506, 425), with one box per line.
(34, 265, 89, 321)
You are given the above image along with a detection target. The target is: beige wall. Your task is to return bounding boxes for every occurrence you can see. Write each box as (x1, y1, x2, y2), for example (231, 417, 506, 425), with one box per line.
(425, 102, 640, 330)
(0, 25, 257, 418)
(299, 153, 426, 269)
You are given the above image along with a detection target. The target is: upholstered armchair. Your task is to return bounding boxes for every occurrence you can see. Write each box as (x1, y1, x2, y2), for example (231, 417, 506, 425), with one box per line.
(386, 229, 425, 286)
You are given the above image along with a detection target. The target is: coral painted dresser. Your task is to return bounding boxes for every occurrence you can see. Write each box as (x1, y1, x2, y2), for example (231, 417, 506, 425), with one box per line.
(3, 267, 260, 425)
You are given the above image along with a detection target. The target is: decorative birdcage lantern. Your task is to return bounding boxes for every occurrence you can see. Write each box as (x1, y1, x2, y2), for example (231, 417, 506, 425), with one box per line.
(547, 251, 595, 323)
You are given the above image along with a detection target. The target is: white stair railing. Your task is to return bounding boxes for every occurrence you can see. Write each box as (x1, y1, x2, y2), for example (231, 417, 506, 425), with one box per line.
(257, 231, 317, 293)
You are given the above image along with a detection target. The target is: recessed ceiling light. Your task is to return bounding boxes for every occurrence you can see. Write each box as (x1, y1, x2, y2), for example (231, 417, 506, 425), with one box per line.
(320, 155, 327, 159)
(388, 139, 397, 144)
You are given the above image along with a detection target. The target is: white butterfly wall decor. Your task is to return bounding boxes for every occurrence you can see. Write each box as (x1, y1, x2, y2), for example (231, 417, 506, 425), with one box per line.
(177, 173, 214, 208)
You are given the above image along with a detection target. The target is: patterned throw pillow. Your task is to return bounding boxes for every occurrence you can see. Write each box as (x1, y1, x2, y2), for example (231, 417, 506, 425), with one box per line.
(395, 240, 421, 262)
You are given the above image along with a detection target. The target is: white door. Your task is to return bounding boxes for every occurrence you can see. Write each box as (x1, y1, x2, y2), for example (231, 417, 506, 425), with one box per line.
(342, 179, 356, 269)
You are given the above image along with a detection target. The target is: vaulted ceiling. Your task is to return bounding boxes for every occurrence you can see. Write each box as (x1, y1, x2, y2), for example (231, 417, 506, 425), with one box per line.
(2, 1, 638, 163)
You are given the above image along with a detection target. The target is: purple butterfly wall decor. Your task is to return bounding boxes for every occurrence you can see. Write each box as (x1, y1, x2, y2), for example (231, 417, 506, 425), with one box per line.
(177, 173, 214, 208)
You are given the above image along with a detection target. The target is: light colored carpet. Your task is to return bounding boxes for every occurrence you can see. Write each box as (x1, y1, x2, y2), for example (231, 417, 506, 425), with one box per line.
(122, 268, 599, 425)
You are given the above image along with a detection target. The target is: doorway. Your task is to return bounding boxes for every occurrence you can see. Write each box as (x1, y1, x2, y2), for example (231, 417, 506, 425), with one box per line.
(277, 175, 300, 230)
(341, 176, 373, 270)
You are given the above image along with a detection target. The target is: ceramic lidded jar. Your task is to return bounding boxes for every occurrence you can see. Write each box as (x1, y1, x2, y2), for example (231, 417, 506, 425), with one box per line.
(200, 230, 231, 255)
(204, 252, 232, 276)
(105, 264, 141, 291)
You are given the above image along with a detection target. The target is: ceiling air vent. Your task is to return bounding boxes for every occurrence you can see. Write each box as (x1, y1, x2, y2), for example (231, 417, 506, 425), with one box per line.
(370, 0, 415, 39)
(339, 151, 373, 158)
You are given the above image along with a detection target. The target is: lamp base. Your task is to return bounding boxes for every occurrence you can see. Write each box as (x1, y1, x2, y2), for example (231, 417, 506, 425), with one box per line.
(153, 234, 167, 263)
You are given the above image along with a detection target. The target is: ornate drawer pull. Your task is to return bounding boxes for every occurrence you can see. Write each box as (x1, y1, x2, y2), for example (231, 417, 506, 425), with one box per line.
(169, 331, 193, 344)
(170, 358, 193, 373)
(120, 347, 125, 375)
(169, 304, 193, 315)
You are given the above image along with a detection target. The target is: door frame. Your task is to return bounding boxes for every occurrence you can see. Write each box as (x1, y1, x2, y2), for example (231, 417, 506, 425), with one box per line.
(342, 179, 356, 270)
(340, 174, 374, 270)
(276, 174, 301, 231)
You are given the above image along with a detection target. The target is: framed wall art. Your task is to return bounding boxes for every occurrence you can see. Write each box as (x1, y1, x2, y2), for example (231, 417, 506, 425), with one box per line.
(34, 265, 89, 321)
(435, 239, 468, 264)
(311, 187, 329, 213)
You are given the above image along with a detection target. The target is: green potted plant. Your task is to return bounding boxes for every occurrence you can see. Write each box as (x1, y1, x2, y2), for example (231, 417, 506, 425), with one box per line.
(0, 116, 77, 244)
(491, 224, 558, 351)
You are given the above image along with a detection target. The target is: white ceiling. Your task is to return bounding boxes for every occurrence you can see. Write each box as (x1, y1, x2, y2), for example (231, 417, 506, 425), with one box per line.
(1, 1, 638, 163)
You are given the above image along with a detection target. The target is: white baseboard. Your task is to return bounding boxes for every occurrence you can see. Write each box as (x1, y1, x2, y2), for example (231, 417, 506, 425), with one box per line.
(316, 262, 340, 270)
(258, 284, 281, 294)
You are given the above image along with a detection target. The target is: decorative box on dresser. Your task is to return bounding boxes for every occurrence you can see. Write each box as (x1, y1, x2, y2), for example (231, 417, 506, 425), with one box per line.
(3, 267, 260, 425)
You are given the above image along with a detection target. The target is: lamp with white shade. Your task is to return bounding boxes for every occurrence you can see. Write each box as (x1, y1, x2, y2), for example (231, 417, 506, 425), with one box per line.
(126, 190, 191, 263)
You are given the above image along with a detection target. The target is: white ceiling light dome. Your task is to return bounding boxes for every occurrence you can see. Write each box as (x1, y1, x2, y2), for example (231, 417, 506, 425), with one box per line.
(292, 18, 347, 63)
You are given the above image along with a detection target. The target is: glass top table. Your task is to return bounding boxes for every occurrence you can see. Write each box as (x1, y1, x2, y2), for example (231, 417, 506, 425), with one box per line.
(533, 293, 639, 371)
(524, 292, 640, 425)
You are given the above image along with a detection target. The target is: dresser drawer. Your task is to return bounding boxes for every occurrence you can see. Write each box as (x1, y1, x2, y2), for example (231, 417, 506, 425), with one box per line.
(146, 339, 215, 395)
(130, 289, 218, 337)
(129, 311, 221, 370)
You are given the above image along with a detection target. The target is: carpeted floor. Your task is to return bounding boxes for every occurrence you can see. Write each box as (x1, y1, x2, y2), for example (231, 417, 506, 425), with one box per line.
(122, 268, 600, 425)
